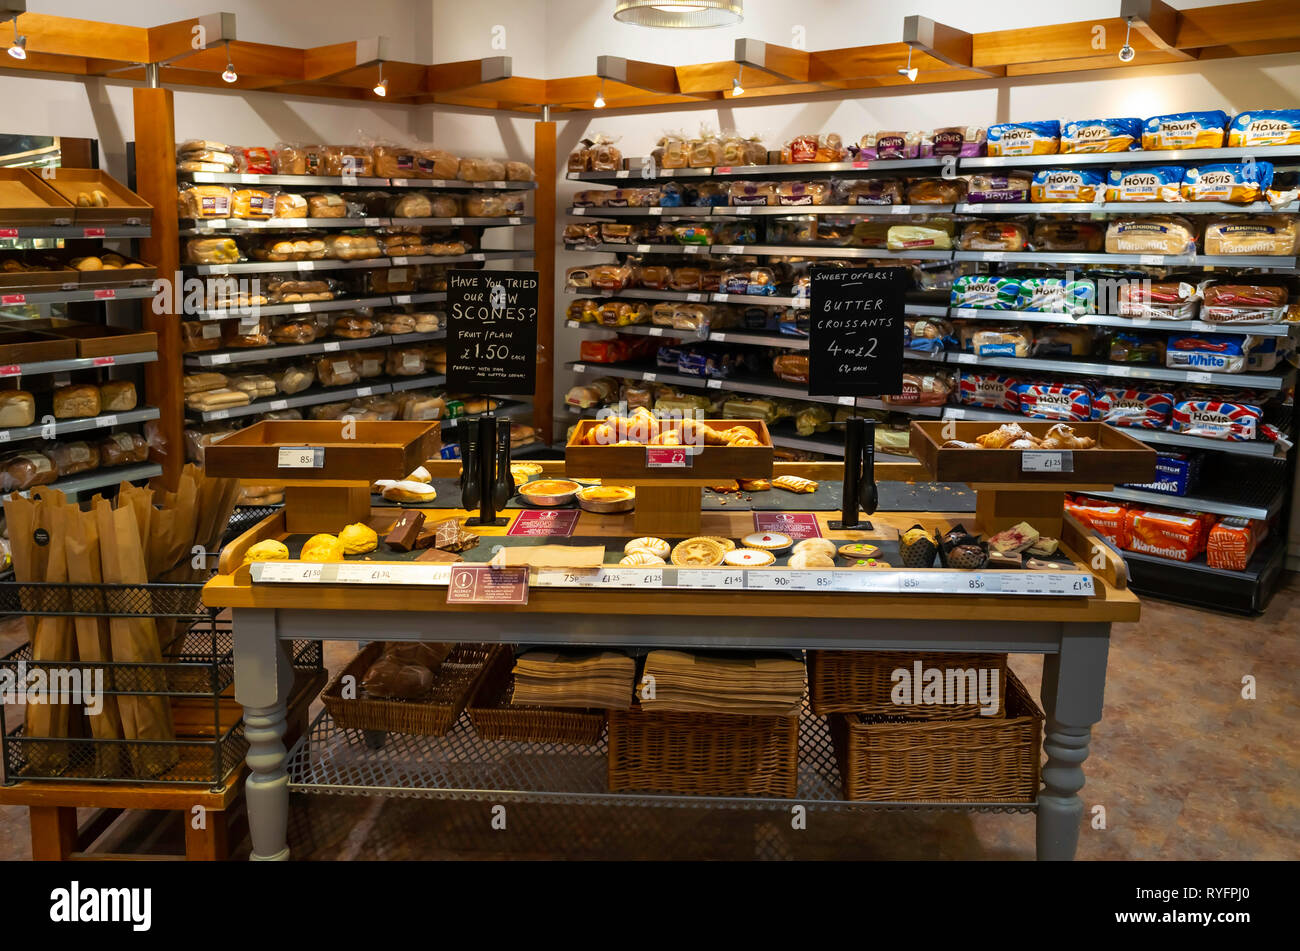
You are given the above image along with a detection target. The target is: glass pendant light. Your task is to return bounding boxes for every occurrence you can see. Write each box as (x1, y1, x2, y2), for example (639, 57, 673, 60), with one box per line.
(613, 1, 743, 29)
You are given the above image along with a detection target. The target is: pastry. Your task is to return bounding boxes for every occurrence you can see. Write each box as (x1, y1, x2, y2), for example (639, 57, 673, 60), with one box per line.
(847, 558, 891, 569)
(1028, 537, 1060, 557)
(742, 531, 792, 554)
(670, 537, 727, 567)
(838, 542, 880, 560)
(385, 511, 426, 552)
(382, 480, 437, 503)
(899, 526, 938, 568)
(772, 475, 817, 494)
(620, 550, 667, 567)
(300, 534, 345, 562)
(975, 422, 1038, 449)
(625, 536, 670, 559)
(339, 523, 379, 555)
(511, 462, 544, 487)
(788, 550, 834, 569)
(723, 548, 775, 568)
(946, 543, 987, 570)
(989, 522, 1041, 556)
(433, 519, 479, 553)
(1040, 423, 1097, 450)
(792, 538, 837, 559)
(242, 540, 290, 565)
(739, 479, 770, 492)
(708, 480, 740, 493)
(987, 551, 1023, 569)
(701, 536, 736, 552)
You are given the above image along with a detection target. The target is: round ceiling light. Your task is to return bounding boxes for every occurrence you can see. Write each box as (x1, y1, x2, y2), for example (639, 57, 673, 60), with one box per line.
(614, 1, 743, 29)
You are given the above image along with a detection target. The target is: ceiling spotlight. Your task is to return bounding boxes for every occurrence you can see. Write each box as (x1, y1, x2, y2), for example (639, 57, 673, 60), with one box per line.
(897, 46, 918, 82)
(6, 17, 25, 61)
(1118, 17, 1135, 62)
(220, 41, 236, 82)
(732, 65, 744, 96)
(373, 61, 388, 97)
(593, 78, 606, 109)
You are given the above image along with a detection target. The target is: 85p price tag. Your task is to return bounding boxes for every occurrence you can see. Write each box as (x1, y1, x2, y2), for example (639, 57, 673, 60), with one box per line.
(277, 446, 324, 469)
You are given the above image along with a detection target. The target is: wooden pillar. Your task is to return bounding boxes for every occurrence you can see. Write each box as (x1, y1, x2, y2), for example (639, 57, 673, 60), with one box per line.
(132, 87, 183, 488)
(532, 118, 557, 447)
(28, 805, 77, 861)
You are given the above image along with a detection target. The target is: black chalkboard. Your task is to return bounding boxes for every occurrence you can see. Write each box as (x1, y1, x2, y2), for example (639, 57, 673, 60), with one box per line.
(807, 266, 907, 397)
(446, 269, 540, 395)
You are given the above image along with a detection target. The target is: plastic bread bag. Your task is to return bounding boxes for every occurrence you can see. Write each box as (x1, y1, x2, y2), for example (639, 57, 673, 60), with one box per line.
(178, 183, 234, 219)
(1016, 381, 1097, 421)
(886, 223, 953, 252)
(785, 133, 847, 164)
(720, 266, 777, 296)
(372, 143, 418, 178)
(588, 133, 622, 171)
(1107, 331, 1167, 364)
(1228, 109, 1300, 147)
(1104, 216, 1197, 255)
(672, 223, 715, 246)
(590, 263, 634, 290)
(958, 221, 1028, 252)
(1203, 216, 1298, 256)
(1030, 168, 1104, 202)
(1061, 118, 1142, 153)
(1116, 280, 1199, 319)
(1200, 282, 1289, 323)
(776, 181, 832, 206)
(1029, 219, 1104, 252)
(1165, 332, 1253, 373)
(964, 324, 1033, 357)
(921, 126, 986, 158)
(963, 172, 1031, 202)
(905, 317, 957, 353)
(713, 220, 758, 246)
(837, 178, 903, 205)
(184, 237, 240, 265)
(1182, 162, 1273, 203)
(1092, 387, 1174, 428)
(273, 363, 316, 395)
(1142, 111, 1229, 150)
(1169, 397, 1262, 440)
(906, 178, 966, 203)
(858, 131, 921, 160)
(1104, 166, 1185, 202)
(958, 370, 1022, 411)
(1031, 324, 1098, 357)
(655, 130, 689, 169)
(230, 146, 275, 173)
(414, 148, 460, 179)
(275, 143, 324, 175)
(464, 192, 526, 217)
(1018, 276, 1097, 316)
(688, 124, 724, 168)
(884, 369, 955, 407)
(987, 120, 1060, 156)
(457, 156, 507, 182)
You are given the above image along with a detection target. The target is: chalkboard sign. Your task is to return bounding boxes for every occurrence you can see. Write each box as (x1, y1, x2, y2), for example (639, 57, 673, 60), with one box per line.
(446, 269, 540, 395)
(808, 266, 907, 397)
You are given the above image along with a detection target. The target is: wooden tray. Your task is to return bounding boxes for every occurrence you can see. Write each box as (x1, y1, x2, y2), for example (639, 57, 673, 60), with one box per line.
(0, 253, 79, 292)
(202, 420, 442, 482)
(54, 322, 158, 358)
(0, 169, 75, 225)
(40, 168, 152, 227)
(909, 421, 1156, 485)
(565, 418, 774, 481)
(0, 331, 78, 365)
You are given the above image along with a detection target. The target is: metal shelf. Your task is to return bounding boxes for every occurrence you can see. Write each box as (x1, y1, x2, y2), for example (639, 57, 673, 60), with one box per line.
(955, 200, 1297, 215)
(947, 350, 1292, 390)
(564, 318, 809, 350)
(191, 295, 394, 322)
(0, 224, 150, 239)
(566, 158, 945, 183)
(387, 374, 447, 393)
(1097, 485, 1283, 520)
(954, 249, 1298, 269)
(712, 244, 954, 260)
(568, 206, 713, 217)
(188, 382, 399, 423)
(569, 204, 952, 217)
(948, 306, 1299, 337)
(567, 286, 808, 308)
(43, 463, 162, 497)
(179, 171, 537, 191)
(0, 285, 155, 306)
(574, 243, 710, 256)
(0, 407, 159, 444)
(183, 215, 532, 233)
(186, 250, 525, 277)
(566, 361, 945, 416)
(187, 334, 399, 368)
(393, 216, 532, 228)
(1122, 535, 1286, 615)
(391, 292, 448, 306)
(387, 251, 529, 266)
(0, 350, 157, 379)
(960, 144, 1300, 169)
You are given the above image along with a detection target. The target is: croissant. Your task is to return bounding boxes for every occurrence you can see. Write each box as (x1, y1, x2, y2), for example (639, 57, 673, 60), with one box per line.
(1041, 423, 1096, 450)
(680, 418, 727, 446)
(626, 407, 660, 443)
(975, 423, 1038, 449)
(651, 430, 682, 446)
(587, 422, 618, 446)
(942, 439, 980, 449)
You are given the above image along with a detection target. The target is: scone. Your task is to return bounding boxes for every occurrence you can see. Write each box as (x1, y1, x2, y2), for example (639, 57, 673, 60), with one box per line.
(624, 536, 670, 559)
(301, 534, 345, 562)
(788, 549, 834, 569)
(382, 480, 437, 503)
(339, 522, 379, 555)
(792, 538, 837, 559)
(242, 539, 290, 565)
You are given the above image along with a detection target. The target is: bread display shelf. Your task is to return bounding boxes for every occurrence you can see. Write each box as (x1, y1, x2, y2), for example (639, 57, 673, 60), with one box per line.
(0, 285, 156, 306)
(571, 204, 955, 217)
(570, 242, 954, 261)
(179, 216, 534, 233)
(567, 361, 946, 418)
(187, 331, 443, 368)
(203, 420, 440, 482)
(0, 169, 75, 225)
(910, 420, 1157, 484)
(948, 307, 1299, 338)
(567, 158, 946, 182)
(1, 407, 159, 444)
(0, 349, 157, 379)
(961, 144, 1300, 170)
(946, 350, 1293, 391)
(191, 295, 396, 321)
(186, 250, 524, 277)
(565, 418, 773, 480)
(954, 201, 1298, 216)
(185, 379, 442, 423)
(1098, 485, 1281, 522)
(180, 171, 538, 191)
(953, 250, 1298, 269)
(0, 224, 151, 239)
(567, 286, 808, 308)
(565, 319, 811, 350)
(20, 462, 163, 498)
(40, 168, 152, 226)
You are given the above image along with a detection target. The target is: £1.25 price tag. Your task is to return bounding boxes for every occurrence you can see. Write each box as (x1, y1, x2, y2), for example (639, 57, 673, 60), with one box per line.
(277, 446, 324, 469)
(1021, 450, 1073, 473)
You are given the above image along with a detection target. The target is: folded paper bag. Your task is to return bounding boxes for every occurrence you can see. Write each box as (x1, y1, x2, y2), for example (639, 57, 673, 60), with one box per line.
(488, 546, 606, 569)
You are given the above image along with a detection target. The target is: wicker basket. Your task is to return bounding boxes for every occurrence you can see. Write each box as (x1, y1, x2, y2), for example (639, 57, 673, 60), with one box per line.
(809, 650, 1008, 719)
(321, 642, 498, 737)
(829, 668, 1043, 802)
(467, 647, 607, 745)
(607, 704, 798, 798)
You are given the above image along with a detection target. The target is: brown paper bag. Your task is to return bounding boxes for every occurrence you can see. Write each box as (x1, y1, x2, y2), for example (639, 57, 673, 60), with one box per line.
(63, 506, 126, 777)
(24, 504, 77, 773)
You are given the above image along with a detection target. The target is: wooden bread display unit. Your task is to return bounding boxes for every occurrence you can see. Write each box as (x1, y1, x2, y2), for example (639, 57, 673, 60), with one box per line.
(0, 169, 75, 225)
(203, 420, 442, 534)
(40, 168, 152, 227)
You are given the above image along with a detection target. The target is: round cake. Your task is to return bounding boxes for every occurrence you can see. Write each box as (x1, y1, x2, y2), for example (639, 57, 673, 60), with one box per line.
(742, 531, 793, 553)
(723, 548, 776, 568)
(670, 537, 727, 567)
(838, 542, 881, 560)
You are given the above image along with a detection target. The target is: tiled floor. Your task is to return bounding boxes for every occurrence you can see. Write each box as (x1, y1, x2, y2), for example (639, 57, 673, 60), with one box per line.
(2, 572, 1297, 860)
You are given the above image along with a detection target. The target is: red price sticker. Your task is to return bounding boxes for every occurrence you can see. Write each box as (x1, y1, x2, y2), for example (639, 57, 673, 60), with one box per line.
(93, 288, 117, 300)
(82, 227, 106, 238)
(2, 293, 27, 305)
(714, 166, 734, 174)
(645, 446, 690, 468)
(851, 161, 871, 168)
(446, 566, 529, 605)
(0, 365, 20, 377)
(0, 228, 17, 238)
(91, 356, 116, 367)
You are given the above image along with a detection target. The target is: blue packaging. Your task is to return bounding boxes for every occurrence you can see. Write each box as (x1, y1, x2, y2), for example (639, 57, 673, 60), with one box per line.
(1123, 451, 1201, 496)
(438, 444, 461, 460)
(1182, 162, 1274, 202)
(1105, 166, 1185, 202)
(1228, 109, 1300, 147)
(1166, 333, 1250, 373)
(987, 120, 1060, 156)
(656, 345, 683, 370)
(1030, 167, 1105, 202)
(1061, 117, 1142, 153)
(1142, 110, 1229, 149)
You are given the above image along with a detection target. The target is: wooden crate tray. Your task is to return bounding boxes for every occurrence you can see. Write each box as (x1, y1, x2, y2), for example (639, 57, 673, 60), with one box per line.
(40, 168, 152, 226)
(0, 169, 75, 225)
(566, 418, 774, 481)
(909, 421, 1156, 485)
(202, 419, 442, 482)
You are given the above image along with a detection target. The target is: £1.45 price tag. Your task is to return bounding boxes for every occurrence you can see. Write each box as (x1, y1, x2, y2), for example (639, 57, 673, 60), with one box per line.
(277, 446, 324, 469)
(1021, 450, 1072, 473)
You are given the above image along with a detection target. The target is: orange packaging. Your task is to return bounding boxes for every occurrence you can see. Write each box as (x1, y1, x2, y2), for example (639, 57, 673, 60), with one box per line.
(1123, 509, 1205, 562)
(1064, 496, 1130, 548)
(1206, 517, 1266, 571)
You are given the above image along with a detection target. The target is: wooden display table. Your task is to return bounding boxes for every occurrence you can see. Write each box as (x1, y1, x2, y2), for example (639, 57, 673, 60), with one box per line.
(205, 459, 1139, 862)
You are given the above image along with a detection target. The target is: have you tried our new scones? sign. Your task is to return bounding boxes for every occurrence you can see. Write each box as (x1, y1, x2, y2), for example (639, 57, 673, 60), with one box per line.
(808, 265, 907, 398)
(447, 269, 540, 395)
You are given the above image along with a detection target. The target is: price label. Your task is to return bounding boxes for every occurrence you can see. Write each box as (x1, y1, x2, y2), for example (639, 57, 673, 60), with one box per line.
(965, 204, 985, 214)
(646, 446, 691, 468)
(572, 363, 586, 373)
(945, 407, 965, 419)
(91, 356, 115, 367)
(571, 207, 585, 215)
(837, 395, 856, 406)
(648, 327, 665, 336)
(363, 218, 381, 227)
(1021, 450, 1073, 473)
(0, 228, 18, 238)
(732, 206, 753, 215)
(899, 574, 925, 592)
(391, 179, 409, 187)
(393, 295, 413, 304)
(291, 302, 311, 314)
(1110, 365, 1133, 377)
(342, 173, 359, 186)
(706, 378, 722, 389)
(277, 446, 324, 469)
(0, 365, 20, 378)
(471, 253, 486, 262)
(298, 260, 316, 271)
(792, 572, 836, 591)
(983, 251, 1006, 261)
(0, 431, 9, 443)
(615, 170, 630, 179)
(685, 293, 704, 302)
(269, 400, 289, 411)
(715, 166, 734, 174)
(648, 207, 664, 216)
(82, 227, 106, 238)
(635, 244, 652, 253)
(209, 354, 231, 365)
(451, 217, 466, 225)
(679, 569, 744, 589)
(93, 288, 117, 300)
(208, 409, 230, 420)
(254, 562, 324, 584)
(390, 256, 408, 266)
(747, 570, 793, 590)
(508, 217, 523, 225)
(355, 386, 374, 397)
(1138, 254, 1165, 266)
(890, 205, 910, 214)
(208, 265, 230, 276)
(98, 414, 118, 427)
(640, 371, 655, 381)
(851, 161, 870, 169)
(322, 341, 341, 352)
(2, 293, 26, 305)
(1186, 371, 1214, 383)
(239, 174, 259, 184)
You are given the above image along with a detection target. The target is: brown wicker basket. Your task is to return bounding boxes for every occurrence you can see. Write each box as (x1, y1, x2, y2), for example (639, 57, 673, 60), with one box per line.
(321, 642, 498, 737)
(829, 668, 1043, 802)
(467, 647, 607, 745)
(809, 650, 1008, 719)
(607, 704, 798, 798)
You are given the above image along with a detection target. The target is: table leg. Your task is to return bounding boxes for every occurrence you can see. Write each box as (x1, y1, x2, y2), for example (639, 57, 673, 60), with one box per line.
(29, 805, 77, 861)
(1037, 622, 1110, 861)
(232, 608, 295, 862)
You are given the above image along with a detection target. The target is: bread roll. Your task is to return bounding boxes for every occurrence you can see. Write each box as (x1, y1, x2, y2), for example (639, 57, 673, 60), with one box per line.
(222, 317, 271, 348)
(401, 395, 446, 420)
(99, 381, 137, 412)
(464, 193, 525, 217)
(274, 364, 315, 395)
(0, 390, 35, 427)
(96, 432, 148, 467)
(48, 441, 100, 477)
(352, 351, 385, 379)
(316, 357, 360, 387)
(273, 192, 308, 219)
(380, 312, 416, 334)
(179, 139, 228, 154)
(185, 237, 240, 265)
(271, 319, 317, 344)
(331, 314, 376, 339)
(53, 384, 101, 419)
(184, 388, 250, 411)
(180, 320, 222, 353)
(386, 348, 426, 376)
(1, 451, 57, 491)
(322, 147, 373, 177)
(505, 161, 534, 181)
(363, 657, 433, 699)
(227, 373, 277, 399)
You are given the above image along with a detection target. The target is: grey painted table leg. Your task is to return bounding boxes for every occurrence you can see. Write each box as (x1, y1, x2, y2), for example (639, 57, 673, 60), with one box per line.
(1036, 622, 1111, 861)
(233, 608, 295, 862)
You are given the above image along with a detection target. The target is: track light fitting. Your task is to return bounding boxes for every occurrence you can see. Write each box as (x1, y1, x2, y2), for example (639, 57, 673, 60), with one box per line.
(220, 41, 236, 82)
(897, 46, 917, 82)
(1118, 17, 1135, 62)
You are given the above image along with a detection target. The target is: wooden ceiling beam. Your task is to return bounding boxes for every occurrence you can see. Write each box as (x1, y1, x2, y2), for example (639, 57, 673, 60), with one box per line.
(1006, 48, 1195, 77)
(147, 12, 235, 64)
(4, 12, 150, 63)
(596, 55, 684, 96)
(733, 38, 811, 83)
(1120, 0, 1197, 62)
(1174, 0, 1300, 49)
(426, 56, 513, 94)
